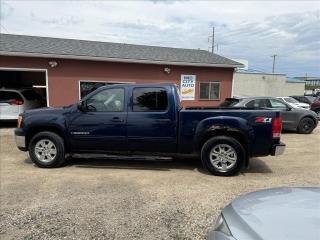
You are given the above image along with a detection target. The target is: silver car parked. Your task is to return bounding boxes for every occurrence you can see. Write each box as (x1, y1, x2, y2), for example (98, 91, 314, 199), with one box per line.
(220, 97, 318, 134)
(208, 187, 320, 240)
(0, 88, 43, 120)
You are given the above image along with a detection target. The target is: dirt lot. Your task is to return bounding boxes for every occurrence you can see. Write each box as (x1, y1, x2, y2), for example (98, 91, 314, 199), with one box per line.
(1, 126, 319, 240)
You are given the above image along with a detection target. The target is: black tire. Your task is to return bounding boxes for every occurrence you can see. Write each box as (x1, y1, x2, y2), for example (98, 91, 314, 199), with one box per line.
(297, 117, 315, 134)
(29, 131, 65, 168)
(201, 136, 245, 176)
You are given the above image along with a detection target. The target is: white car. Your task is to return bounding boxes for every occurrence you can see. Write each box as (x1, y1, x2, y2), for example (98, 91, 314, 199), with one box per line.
(0, 89, 43, 120)
(277, 97, 310, 110)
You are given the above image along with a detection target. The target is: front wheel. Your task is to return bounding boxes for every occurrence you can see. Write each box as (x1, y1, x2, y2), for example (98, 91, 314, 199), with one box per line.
(297, 117, 315, 134)
(201, 136, 245, 176)
(29, 131, 65, 168)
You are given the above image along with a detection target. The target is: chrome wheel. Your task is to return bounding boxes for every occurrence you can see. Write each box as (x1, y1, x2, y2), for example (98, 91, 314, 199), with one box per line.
(209, 144, 237, 172)
(34, 139, 57, 163)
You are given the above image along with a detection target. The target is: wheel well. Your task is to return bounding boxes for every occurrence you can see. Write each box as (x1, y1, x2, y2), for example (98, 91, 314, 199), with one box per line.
(300, 116, 317, 126)
(26, 126, 65, 150)
(199, 129, 248, 151)
(198, 129, 249, 165)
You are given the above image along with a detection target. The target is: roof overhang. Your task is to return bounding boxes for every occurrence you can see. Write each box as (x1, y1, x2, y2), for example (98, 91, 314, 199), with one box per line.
(0, 51, 243, 68)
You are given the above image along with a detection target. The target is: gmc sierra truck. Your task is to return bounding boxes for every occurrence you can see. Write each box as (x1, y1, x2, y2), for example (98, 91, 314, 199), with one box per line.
(14, 84, 285, 176)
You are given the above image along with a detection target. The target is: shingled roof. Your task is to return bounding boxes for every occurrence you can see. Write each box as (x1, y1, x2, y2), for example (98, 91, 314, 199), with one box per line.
(0, 34, 242, 68)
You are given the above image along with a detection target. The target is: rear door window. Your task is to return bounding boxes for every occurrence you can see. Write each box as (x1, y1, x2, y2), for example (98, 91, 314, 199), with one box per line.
(269, 99, 288, 109)
(21, 90, 42, 101)
(133, 87, 168, 112)
(0, 91, 23, 102)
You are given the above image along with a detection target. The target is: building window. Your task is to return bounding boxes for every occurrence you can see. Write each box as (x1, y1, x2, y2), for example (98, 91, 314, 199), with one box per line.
(199, 82, 220, 100)
(80, 81, 108, 99)
(133, 87, 168, 112)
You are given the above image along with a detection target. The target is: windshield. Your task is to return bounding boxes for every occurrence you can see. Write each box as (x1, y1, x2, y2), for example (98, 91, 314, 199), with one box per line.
(305, 96, 316, 102)
(219, 98, 240, 107)
(284, 97, 299, 104)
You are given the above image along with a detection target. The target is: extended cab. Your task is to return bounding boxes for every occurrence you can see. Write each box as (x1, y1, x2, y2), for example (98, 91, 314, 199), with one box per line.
(15, 84, 285, 176)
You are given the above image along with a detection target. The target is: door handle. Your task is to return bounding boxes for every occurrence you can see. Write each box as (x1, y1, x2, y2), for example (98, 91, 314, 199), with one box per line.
(110, 117, 123, 122)
(156, 118, 171, 123)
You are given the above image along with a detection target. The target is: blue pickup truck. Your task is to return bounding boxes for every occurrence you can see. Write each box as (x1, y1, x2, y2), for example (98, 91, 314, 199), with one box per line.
(15, 84, 285, 176)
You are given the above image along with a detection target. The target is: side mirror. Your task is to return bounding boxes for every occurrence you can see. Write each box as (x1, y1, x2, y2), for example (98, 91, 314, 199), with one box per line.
(77, 101, 85, 111)
(286, 106, 292, 111)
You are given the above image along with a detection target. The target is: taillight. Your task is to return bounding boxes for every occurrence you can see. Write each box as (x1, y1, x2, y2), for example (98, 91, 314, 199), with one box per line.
(272, 115, 282, 138)
(17, 115, 22, 128)
(9, 99, 24, 105)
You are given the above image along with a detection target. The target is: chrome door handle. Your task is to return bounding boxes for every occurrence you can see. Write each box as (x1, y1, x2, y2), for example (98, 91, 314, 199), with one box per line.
(110, 117, 123, 122)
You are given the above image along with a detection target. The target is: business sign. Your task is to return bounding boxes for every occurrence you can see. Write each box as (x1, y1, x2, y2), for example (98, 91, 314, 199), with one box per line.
(180, 75, 196, 100)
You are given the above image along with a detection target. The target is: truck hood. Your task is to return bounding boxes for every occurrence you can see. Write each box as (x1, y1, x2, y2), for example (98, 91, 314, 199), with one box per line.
(24, 105, 73, 116)
(223, 187, 320, 240)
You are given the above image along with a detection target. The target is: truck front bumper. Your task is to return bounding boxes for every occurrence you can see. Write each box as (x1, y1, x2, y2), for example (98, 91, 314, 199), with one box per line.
(14, 128, 27, 151)
(271, 142, 286, 156)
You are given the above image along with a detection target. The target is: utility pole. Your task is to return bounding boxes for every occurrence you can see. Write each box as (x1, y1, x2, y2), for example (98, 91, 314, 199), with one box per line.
(271, 54, 277, 73)
(208, 26, 217, 53)
(211, 27, 215, 53)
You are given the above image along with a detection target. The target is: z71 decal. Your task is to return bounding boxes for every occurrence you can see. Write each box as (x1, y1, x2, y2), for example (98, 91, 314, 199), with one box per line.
(255, 117, 272, 123)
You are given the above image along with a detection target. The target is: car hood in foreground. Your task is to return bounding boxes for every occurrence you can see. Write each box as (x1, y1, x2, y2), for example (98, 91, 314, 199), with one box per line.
(223, 187, 320, 240)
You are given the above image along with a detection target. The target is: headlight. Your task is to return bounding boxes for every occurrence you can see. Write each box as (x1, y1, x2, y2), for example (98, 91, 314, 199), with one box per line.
(214, 214, 232, 236)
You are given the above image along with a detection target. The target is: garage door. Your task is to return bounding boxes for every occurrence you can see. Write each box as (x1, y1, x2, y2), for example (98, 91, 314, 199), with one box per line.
(0, 68, 48, 120)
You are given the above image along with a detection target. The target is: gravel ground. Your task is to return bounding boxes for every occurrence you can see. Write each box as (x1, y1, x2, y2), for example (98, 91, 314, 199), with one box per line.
(0, 126, 319, 240)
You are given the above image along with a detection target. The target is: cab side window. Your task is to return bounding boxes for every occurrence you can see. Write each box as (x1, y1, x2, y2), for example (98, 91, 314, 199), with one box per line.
(86, 88, 124, 112)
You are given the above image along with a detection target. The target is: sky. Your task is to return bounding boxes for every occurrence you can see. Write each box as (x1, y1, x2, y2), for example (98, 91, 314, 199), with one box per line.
(0, 0, 319, 77)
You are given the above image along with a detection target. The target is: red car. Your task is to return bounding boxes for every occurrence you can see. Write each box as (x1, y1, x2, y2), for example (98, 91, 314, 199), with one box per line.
(311, 97, 320, 118)
(291, 95, 320, 118)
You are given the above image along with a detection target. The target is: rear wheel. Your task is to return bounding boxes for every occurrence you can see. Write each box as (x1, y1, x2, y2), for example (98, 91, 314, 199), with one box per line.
(29, 131, 65, 168)
(201, 136, 245, 176)
(297, 117, 315, 134)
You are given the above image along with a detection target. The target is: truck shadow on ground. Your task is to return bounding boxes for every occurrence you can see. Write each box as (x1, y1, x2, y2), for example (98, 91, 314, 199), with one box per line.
(67, 156, 207, 173)
(243, 158, 273, 174)
(43, 156, 272, 175)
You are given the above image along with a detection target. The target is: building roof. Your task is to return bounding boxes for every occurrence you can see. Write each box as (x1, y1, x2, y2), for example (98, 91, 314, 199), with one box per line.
(0, 34, 242, 68)
(237, 68, 265, 74)
(286, 77, 306, 83)
(294, 77, 320, 81)
(236, 68, 285, 76)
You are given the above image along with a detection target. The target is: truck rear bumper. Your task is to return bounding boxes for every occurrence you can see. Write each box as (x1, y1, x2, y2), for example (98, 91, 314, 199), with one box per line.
(14, 128, 27, 151)
(271, 142, 286, 156)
